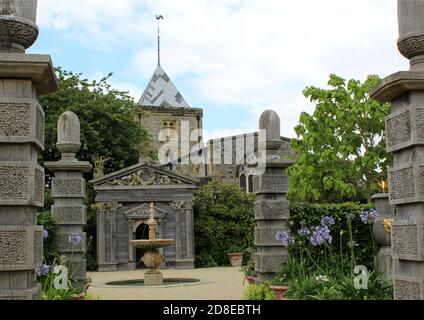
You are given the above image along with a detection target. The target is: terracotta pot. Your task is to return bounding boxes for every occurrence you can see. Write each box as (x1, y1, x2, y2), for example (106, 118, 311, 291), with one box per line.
(227, 252, 243, 267)
(69, 293, 86, 300)
(245, 275, 255, 285)
(269, 285, 289, 301)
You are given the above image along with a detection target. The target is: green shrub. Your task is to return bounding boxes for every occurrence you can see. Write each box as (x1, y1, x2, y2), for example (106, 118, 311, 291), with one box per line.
(194, 179, 255, 266)
(285, 276, 340, 300)
(336, 270, 393, 300)
(194, 252, 218, 268)
(244, 284, 275, 300)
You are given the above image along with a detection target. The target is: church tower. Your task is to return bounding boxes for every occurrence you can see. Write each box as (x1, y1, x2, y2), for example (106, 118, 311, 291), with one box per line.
(137, 16, 203, 166)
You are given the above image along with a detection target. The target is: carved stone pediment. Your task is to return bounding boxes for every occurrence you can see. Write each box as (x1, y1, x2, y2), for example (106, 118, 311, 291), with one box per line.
(124, 203, 167, 220)
(90, 163, 198, 187)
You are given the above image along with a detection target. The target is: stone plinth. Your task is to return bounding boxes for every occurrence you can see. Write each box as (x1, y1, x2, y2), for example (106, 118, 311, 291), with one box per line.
(0, 0, 58, 300)
(370, 0, 424, 300)
(45, 112, 91, 290)
(250, 110, 294, 281)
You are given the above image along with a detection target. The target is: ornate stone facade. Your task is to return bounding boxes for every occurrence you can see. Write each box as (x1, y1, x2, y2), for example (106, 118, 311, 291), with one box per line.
(90, 163, 197, 271)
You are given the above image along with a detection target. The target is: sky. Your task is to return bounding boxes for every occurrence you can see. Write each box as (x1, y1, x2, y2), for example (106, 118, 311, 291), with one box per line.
(31, 0, 409, 141)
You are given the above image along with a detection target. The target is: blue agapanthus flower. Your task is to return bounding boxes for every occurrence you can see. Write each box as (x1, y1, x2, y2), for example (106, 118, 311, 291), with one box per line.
(321, 215, 335, 227)
(310, 225, 333, 246)
(297, 226, 311, 237)
(35, 264, 50, 277)
(68, 233, 83, 246)
(42, 229, 48, 239)
(360, 209, 380, 224)
(276, 231, 295, 247)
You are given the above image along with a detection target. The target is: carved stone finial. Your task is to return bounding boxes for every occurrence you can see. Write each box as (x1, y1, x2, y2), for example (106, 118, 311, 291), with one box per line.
(259, 110, 283, 151)
(0, 0, 39, 53)
(397, 0, 424, 69)
(56, 111, 81, 160)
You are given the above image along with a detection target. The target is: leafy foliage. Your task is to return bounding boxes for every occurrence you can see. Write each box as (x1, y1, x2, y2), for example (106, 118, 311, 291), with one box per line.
(37, 211, 59, 263)
(244, 284, 275, 300)
(285, 276, 341, 300)
(336, 270, 393, 300)
(39, 67, 155, 176)
(194, 179, 255, 267)
(288, 74, 391, 203)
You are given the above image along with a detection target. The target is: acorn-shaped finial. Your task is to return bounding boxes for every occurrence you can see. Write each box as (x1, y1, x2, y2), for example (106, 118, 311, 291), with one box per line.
(56, 111, 81, 160)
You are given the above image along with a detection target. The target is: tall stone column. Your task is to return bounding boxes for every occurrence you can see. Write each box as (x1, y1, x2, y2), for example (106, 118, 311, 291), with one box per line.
(371, 0, 424, 300)
(184, 202, 195, 260)
(45, 112, 91, 290)
(95, 202, 118, 272)
(0, 0, 58, 300)
(250, 110, 293, 282)
(170, 201, 183, 261)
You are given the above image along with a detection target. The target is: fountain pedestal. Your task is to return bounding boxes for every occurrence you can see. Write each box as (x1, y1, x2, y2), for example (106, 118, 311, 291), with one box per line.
(130, 203, 174, 286)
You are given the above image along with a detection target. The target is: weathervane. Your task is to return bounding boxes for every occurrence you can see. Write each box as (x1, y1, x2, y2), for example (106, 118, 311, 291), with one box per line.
(156, 15, 163, 67)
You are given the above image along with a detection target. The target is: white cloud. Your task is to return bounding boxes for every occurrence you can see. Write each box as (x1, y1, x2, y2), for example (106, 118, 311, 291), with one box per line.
(37, 0, 409, 139)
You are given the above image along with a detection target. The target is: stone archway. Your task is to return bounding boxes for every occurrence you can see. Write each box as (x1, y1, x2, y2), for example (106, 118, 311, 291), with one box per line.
(135, 223, 149, 269)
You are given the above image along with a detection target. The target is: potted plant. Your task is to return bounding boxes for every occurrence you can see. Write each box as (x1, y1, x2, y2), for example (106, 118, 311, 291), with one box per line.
(241, 257, 257, 285)
(269, 276, 289, 300)
(227, 245, 244, 267)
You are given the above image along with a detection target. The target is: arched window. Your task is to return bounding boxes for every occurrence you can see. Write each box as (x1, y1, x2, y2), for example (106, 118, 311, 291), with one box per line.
(240, 173, 247, 192)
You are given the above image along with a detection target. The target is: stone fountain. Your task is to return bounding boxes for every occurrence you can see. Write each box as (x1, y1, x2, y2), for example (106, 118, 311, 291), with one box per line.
(131, 203, 174, 286)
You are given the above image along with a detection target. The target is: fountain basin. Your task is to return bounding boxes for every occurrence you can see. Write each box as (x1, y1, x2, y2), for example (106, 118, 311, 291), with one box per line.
(130, 239, 174, 286)
(131, 239, 174, 249)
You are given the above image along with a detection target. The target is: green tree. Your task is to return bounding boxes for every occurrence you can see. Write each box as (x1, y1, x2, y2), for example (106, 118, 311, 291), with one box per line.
(39, 67, 155, 175)
(288, 74, 391, 203)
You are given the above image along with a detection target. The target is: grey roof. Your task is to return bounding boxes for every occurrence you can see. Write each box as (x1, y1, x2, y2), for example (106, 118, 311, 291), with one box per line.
(138, 65, 189, 108)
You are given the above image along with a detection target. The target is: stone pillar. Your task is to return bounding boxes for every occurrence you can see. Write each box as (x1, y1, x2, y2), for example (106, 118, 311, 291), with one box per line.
(95, 202, 118, 272)
(170, 201, 183, 261)
(44, 112, 91, 290)
(0, 0, 58, 300)
(184, 202, 195, 260)
(372, 193, 395, 280)
(250, 110, 293, 282)
(371, 0, 424, 300)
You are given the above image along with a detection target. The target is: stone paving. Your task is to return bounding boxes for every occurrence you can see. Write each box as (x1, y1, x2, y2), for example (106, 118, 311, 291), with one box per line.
(87, 267, 247, 300)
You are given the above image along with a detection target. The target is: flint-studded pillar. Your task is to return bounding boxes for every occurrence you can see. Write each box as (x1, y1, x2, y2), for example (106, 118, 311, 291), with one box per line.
(45, 112, 91, 289)
(95, 202, 118, 272)
(249, 110, 293, 282)
(371, 0, 424, 300)
(0, 0, 58, 300)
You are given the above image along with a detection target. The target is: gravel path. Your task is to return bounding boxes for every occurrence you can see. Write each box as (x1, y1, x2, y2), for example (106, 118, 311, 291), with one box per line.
(87, 267, 247, 300)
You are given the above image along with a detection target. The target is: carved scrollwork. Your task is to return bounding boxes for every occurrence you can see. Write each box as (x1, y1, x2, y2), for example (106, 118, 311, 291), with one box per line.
(106, 168, 183, 186)
(170, 201, 185, 211)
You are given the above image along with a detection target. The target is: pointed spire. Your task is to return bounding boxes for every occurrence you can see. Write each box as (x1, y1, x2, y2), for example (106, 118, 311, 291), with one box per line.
(156, 15, 163, 67)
